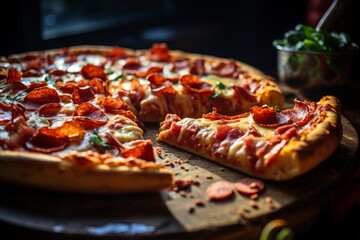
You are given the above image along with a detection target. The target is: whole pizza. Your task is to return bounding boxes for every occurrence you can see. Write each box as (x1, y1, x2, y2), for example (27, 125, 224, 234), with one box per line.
(0, 43, 342, 193)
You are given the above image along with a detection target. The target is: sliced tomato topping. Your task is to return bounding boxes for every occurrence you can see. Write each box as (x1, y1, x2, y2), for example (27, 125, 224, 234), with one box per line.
(206, 181, 234, 201)
(234, 178, 265, 195)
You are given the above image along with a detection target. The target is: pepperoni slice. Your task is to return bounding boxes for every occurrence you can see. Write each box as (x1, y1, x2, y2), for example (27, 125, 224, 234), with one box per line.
(206, 181, 234, 201)
(234, 178, 265, 195)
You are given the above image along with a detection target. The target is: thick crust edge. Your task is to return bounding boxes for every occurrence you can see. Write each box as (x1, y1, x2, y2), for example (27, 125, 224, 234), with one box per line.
(0, 151, 172, 194)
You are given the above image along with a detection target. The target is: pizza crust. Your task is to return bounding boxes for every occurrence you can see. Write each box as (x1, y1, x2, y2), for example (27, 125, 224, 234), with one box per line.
(264, 96, 343, 180)
(0, 151, 173, 193)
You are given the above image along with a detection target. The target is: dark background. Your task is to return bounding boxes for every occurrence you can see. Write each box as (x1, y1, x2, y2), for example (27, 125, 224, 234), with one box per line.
(1, 0, 358, 77)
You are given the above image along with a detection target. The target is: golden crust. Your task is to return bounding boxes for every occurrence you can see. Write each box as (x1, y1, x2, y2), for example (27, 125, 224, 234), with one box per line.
(261, 95, 342, 180)
(0, 151, 173, 194)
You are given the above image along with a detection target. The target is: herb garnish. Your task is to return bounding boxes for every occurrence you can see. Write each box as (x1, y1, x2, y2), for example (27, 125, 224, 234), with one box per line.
(90, 129, 112, 150)
(110, 73, 125, 82)
(210, 81, 230, 100)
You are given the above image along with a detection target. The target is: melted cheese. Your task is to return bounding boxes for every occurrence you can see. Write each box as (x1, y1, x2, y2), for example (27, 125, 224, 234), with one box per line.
(175, 114, 277, 161)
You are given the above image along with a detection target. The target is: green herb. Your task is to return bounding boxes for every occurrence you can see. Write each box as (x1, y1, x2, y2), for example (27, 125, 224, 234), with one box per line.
(273, 24, 358, 52)
(210, 92, 222, 100)
(110, 73, 125, 82)
(90, 129, 111, 150)
(210, 81, 230, 100)
(1, 91, 26, 104)
(215, 81, 229, 90)
(44, 75, 55, 85)
(272, 105, 281, 112)
(105, 69, 114, 75)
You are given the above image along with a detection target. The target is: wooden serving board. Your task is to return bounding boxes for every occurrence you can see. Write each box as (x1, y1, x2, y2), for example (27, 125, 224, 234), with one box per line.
(0, 114, 357, 240)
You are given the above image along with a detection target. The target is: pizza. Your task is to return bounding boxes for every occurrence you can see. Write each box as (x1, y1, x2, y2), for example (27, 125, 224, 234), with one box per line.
(0, 43, 340, 194)
(157, 95, 342, 181)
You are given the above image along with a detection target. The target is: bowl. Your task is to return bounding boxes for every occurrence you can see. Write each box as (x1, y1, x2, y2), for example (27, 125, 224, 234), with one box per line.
(276, 48, 354, 91)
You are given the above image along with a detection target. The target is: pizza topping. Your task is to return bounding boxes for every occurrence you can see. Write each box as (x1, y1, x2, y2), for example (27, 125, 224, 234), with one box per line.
(3, 124, 36, 149)
(206, 181, 234, 201)
(55, 121, 85, 142)
(180, 74, 214, 94)
(281, 99, 312, 127)
(22, 69, 42, 78)
(171, 58, 189, 71)
(89, 78, 106, 94)
(147, 73, 166, 88)
(210, 60, 242, 79)
(159, 113, 181, 132)
(80, 64, 107, 81)
(234, 178, 265, 195)
(6, 67, 22, 83)
(203, 108, 249, 121)
(26, 126, 70, 153)
(72, 86, 95, 104)
(189, 59, 205, 75)
(73, 102, 108, 129)
(149, 43, 172, 62)
(122, 58, 141, 74)
(22, 87, 60, 110)
(37, 103, 62, 117)
(104, 47, 131, 60)
(251, 105, 292, 127)
(120, 140, 156, 162)
(90, 129, 112, 151)
(251, 105, 277, 124)
(102, 96, 128, 114)
(233, 85, 257, 103)
(0, 103, 12, 124)
(48, 68, 68, 77)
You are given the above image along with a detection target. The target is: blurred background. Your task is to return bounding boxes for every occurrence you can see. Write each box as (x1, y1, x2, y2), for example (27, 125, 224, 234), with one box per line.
(1, 0, 358, 78)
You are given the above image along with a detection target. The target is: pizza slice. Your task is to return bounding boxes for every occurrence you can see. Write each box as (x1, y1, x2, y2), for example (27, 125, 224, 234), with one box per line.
(157, 95, 342, 180)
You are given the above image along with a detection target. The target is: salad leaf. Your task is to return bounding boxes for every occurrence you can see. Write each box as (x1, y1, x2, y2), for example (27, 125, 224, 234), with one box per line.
(273, 24, 358, 52)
